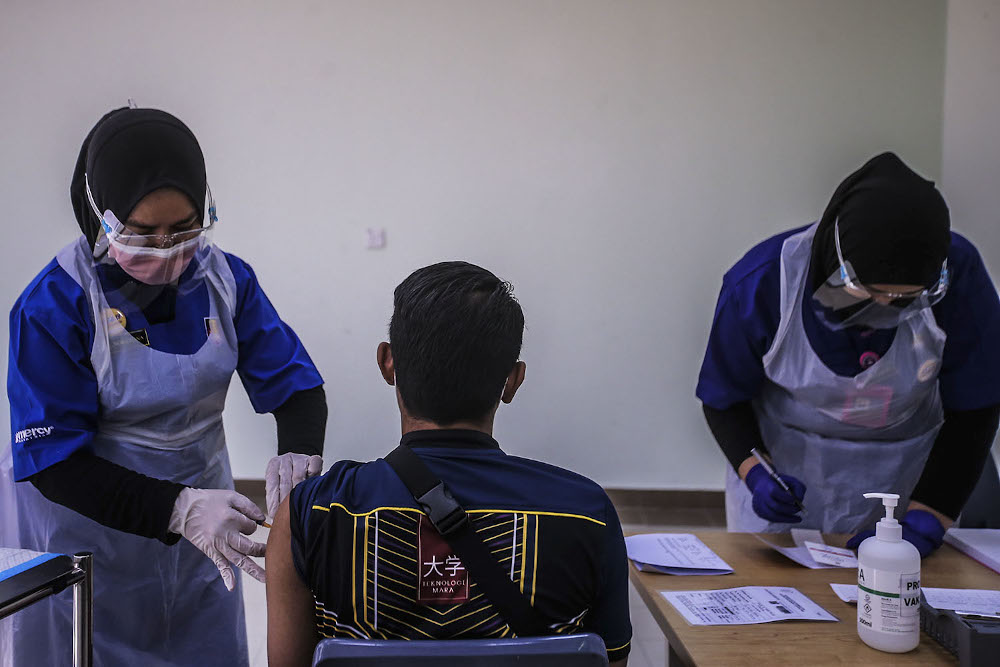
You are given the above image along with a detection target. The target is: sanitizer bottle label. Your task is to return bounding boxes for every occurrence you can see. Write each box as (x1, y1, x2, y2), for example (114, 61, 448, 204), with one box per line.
(857, 568, 920, 634)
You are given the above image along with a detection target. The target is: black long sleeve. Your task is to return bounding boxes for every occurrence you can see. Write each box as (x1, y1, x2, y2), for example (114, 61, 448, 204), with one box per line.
(25, 387, 327, 543)
(29, 452, 186, 544)
(702, 401, 767, 473)
(273, 385, 328, 457)
(910, 404, 1000, 520)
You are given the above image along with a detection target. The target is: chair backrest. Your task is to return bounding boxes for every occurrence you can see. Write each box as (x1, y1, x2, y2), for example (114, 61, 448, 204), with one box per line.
(312, 633, 609, 666)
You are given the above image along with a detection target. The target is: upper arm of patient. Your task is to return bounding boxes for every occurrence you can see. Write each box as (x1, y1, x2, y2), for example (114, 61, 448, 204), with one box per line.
(266, 497, 318, 667)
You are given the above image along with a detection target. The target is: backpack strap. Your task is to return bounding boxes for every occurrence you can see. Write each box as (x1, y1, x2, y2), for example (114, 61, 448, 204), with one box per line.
(384, 443, 552, 637)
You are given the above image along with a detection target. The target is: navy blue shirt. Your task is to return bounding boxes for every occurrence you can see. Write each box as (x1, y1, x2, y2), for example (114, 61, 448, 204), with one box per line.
(697, 226, 1000, 412)
(289, 429, 632, 662)
(8, 247, 323, 480)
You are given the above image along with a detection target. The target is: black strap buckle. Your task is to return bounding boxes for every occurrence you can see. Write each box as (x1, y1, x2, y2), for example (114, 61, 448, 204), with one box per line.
(416, 482, 469, 536)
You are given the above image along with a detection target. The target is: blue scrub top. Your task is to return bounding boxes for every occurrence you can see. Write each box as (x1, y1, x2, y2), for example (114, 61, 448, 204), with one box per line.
(8, 249, 323, 481)
(697, 226, 1000, 412)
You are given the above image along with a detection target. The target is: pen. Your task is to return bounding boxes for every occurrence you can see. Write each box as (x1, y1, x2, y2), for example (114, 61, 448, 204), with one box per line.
(750, 448, 807, 515)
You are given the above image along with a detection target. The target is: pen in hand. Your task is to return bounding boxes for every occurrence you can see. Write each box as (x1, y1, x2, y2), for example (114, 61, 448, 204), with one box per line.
(750, 448, 807, 515)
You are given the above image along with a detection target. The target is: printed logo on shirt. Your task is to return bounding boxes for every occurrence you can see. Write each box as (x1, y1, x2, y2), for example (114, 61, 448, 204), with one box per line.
(130, 329, 150, 346)
(416, 515, 469, 605)
(14, 426, 54, 444)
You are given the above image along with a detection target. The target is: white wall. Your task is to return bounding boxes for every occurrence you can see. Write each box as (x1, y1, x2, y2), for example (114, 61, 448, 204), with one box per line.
(941, 0, 1000, 261)
(0, 0, 947, 487)
(941, 0, 1000, 469)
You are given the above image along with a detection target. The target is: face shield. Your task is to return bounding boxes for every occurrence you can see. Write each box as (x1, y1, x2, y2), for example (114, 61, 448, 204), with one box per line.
(86, 173, 217, 285)
(812, 219, 949, 330)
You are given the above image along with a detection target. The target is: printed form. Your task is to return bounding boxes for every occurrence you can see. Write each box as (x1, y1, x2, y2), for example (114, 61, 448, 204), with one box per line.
(756, 529, 857, 569)
(662, 586, 838, 625)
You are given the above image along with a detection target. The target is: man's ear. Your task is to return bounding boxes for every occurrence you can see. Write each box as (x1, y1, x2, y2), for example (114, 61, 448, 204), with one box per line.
(501, 361, 526, 404)
(377, 342, 395, 386)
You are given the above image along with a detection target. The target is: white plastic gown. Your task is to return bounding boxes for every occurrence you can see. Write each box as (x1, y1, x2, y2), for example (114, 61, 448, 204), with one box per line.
(1, 236, 249, 666)
(725, 223, 946, 533)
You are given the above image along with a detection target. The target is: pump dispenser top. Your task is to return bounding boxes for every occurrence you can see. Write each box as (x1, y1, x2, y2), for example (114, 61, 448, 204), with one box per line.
(863, 492, 902, 541)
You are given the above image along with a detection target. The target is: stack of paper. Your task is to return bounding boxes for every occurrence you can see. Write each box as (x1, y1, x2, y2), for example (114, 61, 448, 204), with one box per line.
(626, 533, 733, 575)
(662, 586, 838, 625)
(944, 528, 1000, 575)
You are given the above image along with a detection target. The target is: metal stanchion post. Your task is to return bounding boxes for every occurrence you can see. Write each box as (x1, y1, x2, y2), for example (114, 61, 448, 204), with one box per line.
(72, 552, 93, 667)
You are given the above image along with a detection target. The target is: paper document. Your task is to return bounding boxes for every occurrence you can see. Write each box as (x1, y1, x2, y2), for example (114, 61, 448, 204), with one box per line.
(626, 533, 733, 575)
(924, 588, 1000, 616)
(0, 547, 59, 583)
(662, 586, 838, 625)
(791, 528, 824, 547)
(755, 534, 837, 569)
(756, 530, 856, 568)
(944, 529, 1000, 575)
(830, 583, 858, 603)
(804, 542, 858, 568)
(830, 583, 1000, 616)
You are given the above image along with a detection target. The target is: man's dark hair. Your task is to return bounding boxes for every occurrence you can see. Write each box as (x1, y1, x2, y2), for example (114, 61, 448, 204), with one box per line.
(389, 261, 524, 425)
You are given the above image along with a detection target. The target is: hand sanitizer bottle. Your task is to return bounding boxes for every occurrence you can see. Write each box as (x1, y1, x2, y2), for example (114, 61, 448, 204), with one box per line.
(856, 492, 921, 652)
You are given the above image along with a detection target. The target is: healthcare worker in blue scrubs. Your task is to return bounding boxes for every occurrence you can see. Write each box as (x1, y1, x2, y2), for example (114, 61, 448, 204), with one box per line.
(697, 153, 1000, 557)
(2, 107, 328, 666)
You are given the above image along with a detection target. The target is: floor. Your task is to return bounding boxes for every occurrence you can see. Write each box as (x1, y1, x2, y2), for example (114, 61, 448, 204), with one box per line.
(241, 493, 726, 667)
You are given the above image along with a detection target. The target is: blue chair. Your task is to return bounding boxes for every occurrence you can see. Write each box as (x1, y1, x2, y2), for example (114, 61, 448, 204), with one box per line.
(312, 633, 609, 666)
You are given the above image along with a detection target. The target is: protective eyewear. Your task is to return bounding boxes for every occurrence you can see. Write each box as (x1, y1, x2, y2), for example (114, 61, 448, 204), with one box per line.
(833, 219, 948, 302)
(85, 173, 217, 249)
(812, 219, 949, 330)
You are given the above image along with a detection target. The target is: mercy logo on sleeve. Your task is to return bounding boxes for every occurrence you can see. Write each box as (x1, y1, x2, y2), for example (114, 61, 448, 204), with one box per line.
(14, 426, 54, 444)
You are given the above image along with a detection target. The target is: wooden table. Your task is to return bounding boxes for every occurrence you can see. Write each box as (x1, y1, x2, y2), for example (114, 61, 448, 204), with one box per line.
(629, 532, 1000, 666)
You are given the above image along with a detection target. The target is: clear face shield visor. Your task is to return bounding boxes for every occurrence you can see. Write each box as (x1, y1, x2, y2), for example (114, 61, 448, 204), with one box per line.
(85, 174, 217, 285)
(811, 219, 949, 330)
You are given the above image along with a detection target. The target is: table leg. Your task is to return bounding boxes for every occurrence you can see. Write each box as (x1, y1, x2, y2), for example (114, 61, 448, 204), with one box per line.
(667, 642, 688, 667)
(72, 552, 93, 667)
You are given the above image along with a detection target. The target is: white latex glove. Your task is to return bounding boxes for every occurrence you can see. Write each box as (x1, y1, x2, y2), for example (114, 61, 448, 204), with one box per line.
(169, 488, 267, 591)
(265, 452, 323, 520)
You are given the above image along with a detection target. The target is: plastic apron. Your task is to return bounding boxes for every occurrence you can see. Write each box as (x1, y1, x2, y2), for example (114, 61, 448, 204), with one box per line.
(725, 223, 946, 534)
(1, 236, 249, 666)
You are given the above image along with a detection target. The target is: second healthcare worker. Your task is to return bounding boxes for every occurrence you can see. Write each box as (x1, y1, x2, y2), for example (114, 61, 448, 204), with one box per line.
(697, 152, 1000, 556)
(2, 107, 327, 665)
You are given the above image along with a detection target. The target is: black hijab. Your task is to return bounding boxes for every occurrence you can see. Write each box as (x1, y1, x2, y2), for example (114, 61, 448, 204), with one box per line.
(70, 107, 207, 248)
(810, 152, 950, 291)
(69, 107, 208, 323)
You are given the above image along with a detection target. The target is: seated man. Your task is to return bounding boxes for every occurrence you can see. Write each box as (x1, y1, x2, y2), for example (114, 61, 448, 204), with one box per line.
(266, 261, 631, 666)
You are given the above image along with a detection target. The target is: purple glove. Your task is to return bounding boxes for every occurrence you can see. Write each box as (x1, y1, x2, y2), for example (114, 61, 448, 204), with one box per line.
(745, 463, 806, 523)
(846, 509, 946, 558)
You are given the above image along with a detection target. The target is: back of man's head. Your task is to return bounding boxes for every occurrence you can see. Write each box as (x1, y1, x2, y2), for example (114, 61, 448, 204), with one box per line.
(389, 261, 524, 425)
